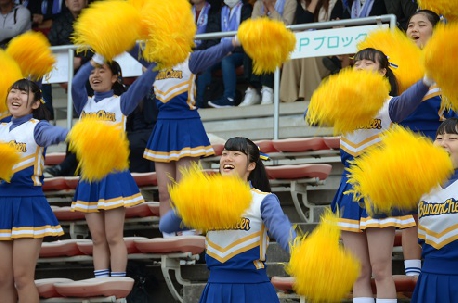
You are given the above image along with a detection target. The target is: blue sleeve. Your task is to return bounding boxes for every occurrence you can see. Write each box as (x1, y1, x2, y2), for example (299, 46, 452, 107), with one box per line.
(159, 210, 189, 233)
(189, 38, 235, 74)
(71, 62, 92, 115)
(34, 121, 68, 147)
(120, 63, 158, 115)
(261, 193, 296, 253)
(389, 79, 430, 123)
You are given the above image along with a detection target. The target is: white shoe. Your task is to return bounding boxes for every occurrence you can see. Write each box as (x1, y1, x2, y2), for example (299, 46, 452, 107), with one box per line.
(239, 87, 261, 106)
(261, 86, 274, 105)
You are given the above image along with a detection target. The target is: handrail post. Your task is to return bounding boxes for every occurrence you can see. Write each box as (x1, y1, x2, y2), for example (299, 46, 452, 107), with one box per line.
(66, 49, 74, 129)
(273, 67, 281, 140)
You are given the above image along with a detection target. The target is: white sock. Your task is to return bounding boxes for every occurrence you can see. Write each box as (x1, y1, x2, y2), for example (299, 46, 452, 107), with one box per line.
(94, 269, 110, 278)
(376, 299, 397, 303)
(111, 271, 126, 277)
(162, 231, 176, 238)
(354, 298, 375, 303)
(405, 259, 421, 276)
(180, 229, 197, 236)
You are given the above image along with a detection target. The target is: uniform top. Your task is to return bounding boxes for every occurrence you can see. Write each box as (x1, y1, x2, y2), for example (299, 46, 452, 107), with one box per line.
(340, 79, 430, 164)
(160, 188, 296, 283)
(0, 114, 67, 196)
(418, 170, 458, 267)
(71, 61, 158, 126)
(130, 39, 235, 120)
(399, 85, 458, 140)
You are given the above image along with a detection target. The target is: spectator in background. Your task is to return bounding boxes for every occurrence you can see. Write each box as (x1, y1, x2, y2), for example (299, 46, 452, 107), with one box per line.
(43, 0, 90, 119)
(280, 0, 341, 103)
(26, 0, 67, 36)
(197, 0, 252, 108)
(192, 0, 212, 49)
(0, 0, 31, 49)
(322, 0, 387, 75)
(383, 0, 417, 30)
(240, 0, 297, 106)
(126, 87, 157, 173)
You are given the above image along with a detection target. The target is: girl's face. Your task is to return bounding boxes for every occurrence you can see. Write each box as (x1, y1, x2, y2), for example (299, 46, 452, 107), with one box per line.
(406, 13, 434, 49)
(7, 87, 39, 118)
(434, 132, 458, 169)
(220, 149, 255, 181)
(353, 58, 387, 76)
(89, 63, 117, 93)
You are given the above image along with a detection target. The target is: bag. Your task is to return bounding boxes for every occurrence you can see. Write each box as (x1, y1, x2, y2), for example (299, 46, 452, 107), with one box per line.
(126, 261, 159, 303)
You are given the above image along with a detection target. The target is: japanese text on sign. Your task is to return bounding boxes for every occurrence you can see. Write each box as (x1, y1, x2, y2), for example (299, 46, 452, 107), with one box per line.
(289, 25, 388, 59)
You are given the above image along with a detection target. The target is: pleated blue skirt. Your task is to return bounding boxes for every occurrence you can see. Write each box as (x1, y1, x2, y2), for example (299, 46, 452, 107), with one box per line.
(199, 282, 280, 303)
(411, 258, 458, 303)
(0, 196, 64, 239)
(331, 171, 416, 232)
(144, 117, 214, 163)
(71, 170, 143, 213)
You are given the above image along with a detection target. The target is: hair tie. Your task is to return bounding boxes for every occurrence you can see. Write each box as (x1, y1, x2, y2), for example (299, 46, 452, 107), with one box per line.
(257, 146, 270, 161)
(439, 14, 448, 24)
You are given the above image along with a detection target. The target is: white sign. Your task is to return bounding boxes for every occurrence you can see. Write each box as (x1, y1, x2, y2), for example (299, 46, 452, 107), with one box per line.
(43, 51, 144, 84)
(290, 24, 388, 59)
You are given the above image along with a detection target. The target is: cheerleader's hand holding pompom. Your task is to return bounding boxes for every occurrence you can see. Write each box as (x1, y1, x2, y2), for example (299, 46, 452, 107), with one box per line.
(91, 53, 105, 66)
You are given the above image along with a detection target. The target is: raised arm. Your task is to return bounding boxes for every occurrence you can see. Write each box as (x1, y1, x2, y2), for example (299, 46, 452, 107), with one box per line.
(120, 63, 158, 116)
(261, 193, 296, 253)
(389, 77, 432, 123)
(189, 38, 236, 74)
(71, 62, 92, 115)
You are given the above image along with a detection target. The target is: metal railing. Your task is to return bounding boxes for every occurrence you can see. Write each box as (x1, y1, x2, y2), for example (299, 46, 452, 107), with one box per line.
(50, 14, 396, 134)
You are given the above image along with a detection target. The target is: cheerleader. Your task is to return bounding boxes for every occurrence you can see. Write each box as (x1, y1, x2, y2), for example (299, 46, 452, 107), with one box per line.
(399, 9, 457, 277)
(0, 79, 66, 303)
(70, 54, 157, 278)
(331, 48, 433, 303)
(160, 137, 296, 303)
(411, 117, 458, 303)
(135, 37, 240, 235)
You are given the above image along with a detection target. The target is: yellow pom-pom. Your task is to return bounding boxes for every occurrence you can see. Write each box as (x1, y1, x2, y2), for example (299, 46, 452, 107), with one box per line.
(0, 141, 21, 182)
(357, 27, 423, 94)
(418, 0, 458, 22)
(0, 50, 23, 113)
(237, 18, 296, 74)
(73, 0, 142, 61)
(169, 163, 252, 231)
(67, 117, 129, 181)
(346, 125, 454, 215)
(140, 0, 196, 70)
(6, 31, 55, 79)
(306, 68, 390, 135)
(423, 23, 458, 112)
(286, 210, 360, 302)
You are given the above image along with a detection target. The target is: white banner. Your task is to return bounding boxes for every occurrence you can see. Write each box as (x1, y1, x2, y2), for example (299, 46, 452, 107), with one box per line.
(290, 24, 388, 59)
(43, 51, 144, 84)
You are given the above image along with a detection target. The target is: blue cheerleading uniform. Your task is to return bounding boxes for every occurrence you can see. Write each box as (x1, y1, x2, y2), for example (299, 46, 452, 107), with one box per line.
(134, 39, 235, 163)
(399, 85, 458, 140)
(397, 86, 458, 216)
(70, 61, 158, 213)
(411, 170, 458, 303)
(331, 79, 430, 232)
(0, 111, 12, 123)
(0, 114, 67, 239)
(160, 188, 296, 303)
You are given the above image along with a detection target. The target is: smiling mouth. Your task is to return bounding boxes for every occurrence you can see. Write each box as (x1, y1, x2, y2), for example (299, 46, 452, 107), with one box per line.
(222, 164, 235, 170)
